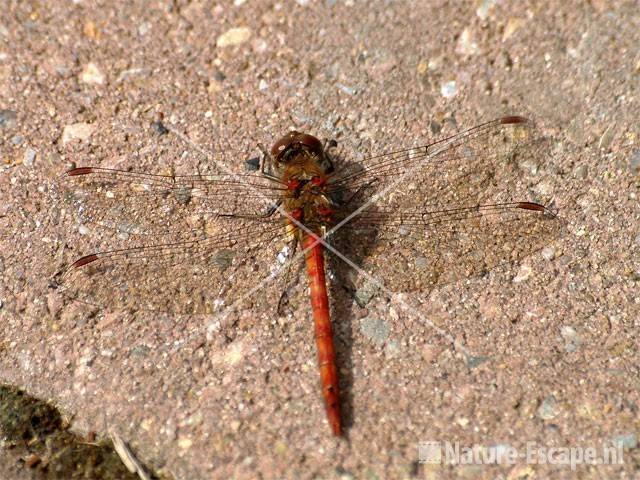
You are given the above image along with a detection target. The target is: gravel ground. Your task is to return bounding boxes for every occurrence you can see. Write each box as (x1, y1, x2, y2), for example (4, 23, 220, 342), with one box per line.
(1, 1, 639, 479)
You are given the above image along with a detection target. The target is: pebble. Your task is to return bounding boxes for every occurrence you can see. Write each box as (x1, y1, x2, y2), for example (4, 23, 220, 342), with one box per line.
(513, 264, 532, 283)
(611, 433, 637, 450)
(360, 317, 390, 346)
(456, 28, 478, 56)
(541, 246, 556, 261)
(216, 27, 252, 47)
(258, 79, 268, 91)
(178, 437, 193, 449)
(574, 164, 588, 179)
(503, 18, 525, 42)
(441, 80, 457, 98)
(598, 124, 615, 150)
(80, 62, 105, 85)
(11, 135, 23, 145)
(151, 120, 168, 135)
(466, 355, 489, 369)
(560, 325, 581, 353)
(23, 148, 36, 166)
(476, 0, 497, 19)
(0, 109, 17, 129)
(336, 83, 356, 95)
(62, 122, 96, 146)
(244, 157, 260, 171)
(212, 249, 234, 271)
(629, 150, 640, 174)
(354, 280, 379, 307)
(537, 395, 559, 420)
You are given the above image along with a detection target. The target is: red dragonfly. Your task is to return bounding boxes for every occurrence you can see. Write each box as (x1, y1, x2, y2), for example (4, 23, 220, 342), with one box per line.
(55, 116, 561, 436)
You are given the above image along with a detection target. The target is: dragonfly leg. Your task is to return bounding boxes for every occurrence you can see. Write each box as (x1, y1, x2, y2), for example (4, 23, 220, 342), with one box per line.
(341, 178, 379, 207)
(258, 143, 281, 182)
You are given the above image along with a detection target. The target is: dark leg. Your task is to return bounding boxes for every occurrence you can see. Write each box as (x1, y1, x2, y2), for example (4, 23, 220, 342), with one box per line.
(258, 143, 280, 182)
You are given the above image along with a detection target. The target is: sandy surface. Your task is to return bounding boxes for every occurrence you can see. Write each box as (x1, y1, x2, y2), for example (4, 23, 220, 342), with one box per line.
(1, 0, 639, 479)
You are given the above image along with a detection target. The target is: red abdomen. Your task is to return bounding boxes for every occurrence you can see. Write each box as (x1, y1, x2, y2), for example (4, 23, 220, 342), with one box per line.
(302, 231, 341, 436)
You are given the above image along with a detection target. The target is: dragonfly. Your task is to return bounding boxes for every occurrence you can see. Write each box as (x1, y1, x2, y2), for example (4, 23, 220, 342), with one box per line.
(54, 116, 561, 436)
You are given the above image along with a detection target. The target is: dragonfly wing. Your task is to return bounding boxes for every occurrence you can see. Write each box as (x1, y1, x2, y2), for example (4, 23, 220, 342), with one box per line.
(336, 203, 564, 293)
(57, 167, 285, 240)
(55, 215, 291, 315)
(329, 116, 564, 294)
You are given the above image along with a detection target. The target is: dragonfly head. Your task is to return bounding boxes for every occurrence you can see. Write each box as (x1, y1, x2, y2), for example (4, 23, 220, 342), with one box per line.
(271, 131, 324, 163)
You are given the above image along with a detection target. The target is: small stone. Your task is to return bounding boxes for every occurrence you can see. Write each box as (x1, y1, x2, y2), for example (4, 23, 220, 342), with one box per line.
(258, 79, 268, 91)
(441, 80, 457, 98)
(131, 345, 151, 356)
(629, 150, 640, 174)
(178, 437, 193, 449)
(11, 135, 23, 145)
(244, 157, 260, 171)
(83, 20, 98, 39)
(476, 0, 497, 20)
(212, 249, 234, 271)
(138, 22, 151, 36)
(80, 62, 105, 85)
(513, 264, 532, 283)
(466, 355, 489, 369)
(537, 395, 558, 420)
(503, 18, 525, 42)
(598, 124, 615, 150)
(23, 148, 36, 166)
(456, 28, 479, 56)
(574, 164, 588, 179)
(62, 122, 96, 146)
(216, 27, 252, 47)
(541, 246, 556, 261)
(151, 121, 168, 135)
(611, 433, 637, 450)
(360, 317, 390, 346)
(337, 83, 356, 95)
(354, 280, 379, 307)
(560, 325, 581, 353)
(456, 417, 470, 427)
(0, 109, 17, 129)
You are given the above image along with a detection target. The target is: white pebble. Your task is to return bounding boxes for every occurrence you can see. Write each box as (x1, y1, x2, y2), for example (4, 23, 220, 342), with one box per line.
(79, 62, 105, 85)
(216, 27, 252, 47)
(62, 122, 96, 146)
(441, 80, 457, 98)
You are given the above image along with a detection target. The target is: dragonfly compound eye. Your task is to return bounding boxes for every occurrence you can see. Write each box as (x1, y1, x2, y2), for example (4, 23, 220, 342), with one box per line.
(271, 132, 324, 162)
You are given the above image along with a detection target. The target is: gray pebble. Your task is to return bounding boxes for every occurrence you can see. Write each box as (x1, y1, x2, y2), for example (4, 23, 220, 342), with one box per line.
(244, 157, 260, 171)
(630, 150, 640, 174)
(24, 148, 36, 166)
(537, 395, 558, 420)
(354, 280, 379, 307)
(11, 135, 23, 145)
(466, 355, 489, 369)
(560, 325, 581, 352)
(360, 317, 390, 346)
(0, 109, 17, 129)
(574, 164, 588, 179)
(611, 433, 637, 450)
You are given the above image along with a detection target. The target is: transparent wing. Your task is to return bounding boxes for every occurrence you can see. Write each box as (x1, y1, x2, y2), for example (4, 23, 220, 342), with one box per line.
(328, 116, 565, 293)
(56, 216, 291, 315)
(55, 167, 292, 315)
(58, 167, 286, 239)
